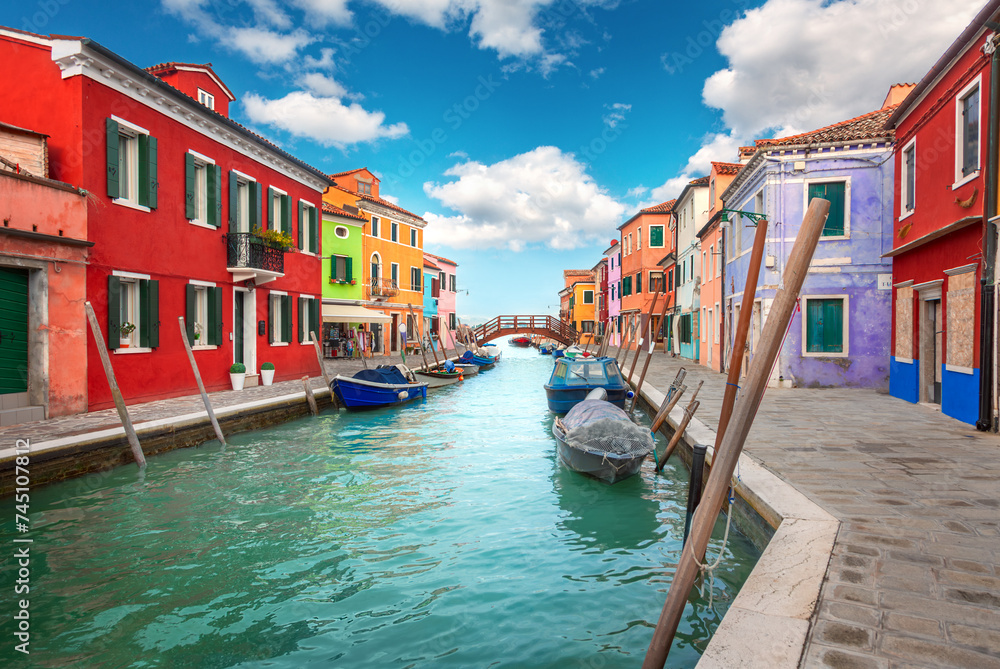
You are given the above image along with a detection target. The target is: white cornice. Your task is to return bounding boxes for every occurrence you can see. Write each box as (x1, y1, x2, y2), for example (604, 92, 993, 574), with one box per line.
(46, 39, 328, 193)
(359, 200, 426, 228)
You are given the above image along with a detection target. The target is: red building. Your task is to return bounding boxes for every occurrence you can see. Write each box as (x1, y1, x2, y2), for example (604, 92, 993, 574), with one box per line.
(0, 27, 332, 410)
(594, 256, 608, 340)
(884, 3, 997, 427)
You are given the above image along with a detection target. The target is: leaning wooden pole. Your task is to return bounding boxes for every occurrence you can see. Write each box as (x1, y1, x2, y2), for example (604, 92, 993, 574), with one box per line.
(302, 377, 319, 416)
(406, 304, 432, 371)
(178, 317, 227, 447)
(642, 197, 830, 669)
(309, 331, 333, 391)
(629, 289, 662, 383)
(655, 381, 704, 471)
(616, 315, 637, 366)
(84, 301, 146, 468)
(716, 217, 769, 446)
(629, 296, 672, 412)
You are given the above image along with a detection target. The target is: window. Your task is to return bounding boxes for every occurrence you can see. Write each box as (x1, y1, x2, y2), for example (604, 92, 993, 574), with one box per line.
(581, 321, 594, 333)
(710, 178, 715, 205)
(583, 290, 594, 304)
(946, 267, 976, 370)
(667, 268, 673, 291)
(391, 262, 399, 288)
(635, 271, 642, 294)
(410, 267, 422, 292)
(449, 274, 457, 292)
(755, 190, 764, 217)
(391, 221, 398, 242)
(107, 273, 159, 350)
(803, 296, 847, 356)
(370, 216, 380, 238)
(106, 117, 157, 209)
(649, 225, 664, 248)
(895, 284, 913, 361)
(269, 292, 293, 344)
(197, 88, 215, 110)
(807, 181, 847, 237)
(622, 276, 632, 296)
(902, 139, 916, 215)
(958, 80, 981, 179)
(650, 272, 665, 293)
(330, 255, 353, 283)
(679, 314, 692, 344)
(268, 187, 291, 235)
(410, 228, 418, 247)
(299, 295, 320, 344)
(731, 214, 742, 258)
(439, 271, 446, 288)
(637, 227, 642, 250)
(449, 312, 457, 330)
(334, 225, 349, 239)
(431, 277, 441, 298)
(357, 181, 372, 195)
(185, 283, 222, 346)
(185, 152, 220, 227)
(298, 201, 319, 253)
(228, 171, 260, 233)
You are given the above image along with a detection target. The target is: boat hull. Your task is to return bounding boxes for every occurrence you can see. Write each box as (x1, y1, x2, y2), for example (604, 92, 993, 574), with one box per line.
(414, 370, 464, 388)
(544, 386, 628, 413)
(552, 428, 646, 484)
(331, 376, 428, 408)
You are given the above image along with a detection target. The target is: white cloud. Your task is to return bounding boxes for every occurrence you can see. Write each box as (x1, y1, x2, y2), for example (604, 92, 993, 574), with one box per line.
(298, 72, 349, 98)
(602, 102, 631, 128)
(290, 0, 353, 26)
(243, 91, 409, 148)
(649, 131, 743, 202)
(589, 67, 605, 79)
(423, 146, 626, 251)
(223, 27, 315, 65)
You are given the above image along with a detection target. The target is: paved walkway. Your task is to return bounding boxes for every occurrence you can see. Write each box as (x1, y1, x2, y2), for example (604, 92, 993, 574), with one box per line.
(2, 346, 997, 667)
(609, 346, 1000, 669)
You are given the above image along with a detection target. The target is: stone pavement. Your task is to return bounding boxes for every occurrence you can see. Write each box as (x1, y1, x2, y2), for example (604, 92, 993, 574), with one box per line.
(609, 346, 1000, 669)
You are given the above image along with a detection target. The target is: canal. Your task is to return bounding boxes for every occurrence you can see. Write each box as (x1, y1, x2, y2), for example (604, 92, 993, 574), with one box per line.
(1, 346, 760, 668)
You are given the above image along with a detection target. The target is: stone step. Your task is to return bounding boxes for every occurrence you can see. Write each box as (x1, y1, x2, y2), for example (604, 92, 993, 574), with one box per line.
(0, 404, 45, 427)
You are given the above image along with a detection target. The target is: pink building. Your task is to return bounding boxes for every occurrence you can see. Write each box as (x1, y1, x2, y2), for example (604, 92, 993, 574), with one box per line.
(604, 240, 621, 346)
(425, 252, 459, 350)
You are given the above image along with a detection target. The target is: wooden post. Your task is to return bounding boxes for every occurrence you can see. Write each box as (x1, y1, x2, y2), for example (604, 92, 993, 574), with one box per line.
(616, 316, 637, 366)
(642, 198, 830, 669)
(425, 322, 442, 368)
(407, 305, 431, 371)
(178, 317, 227, 447)
(302, 376, 319, 415)
(309, 331, 333, 391)
(84, 301, 146, 468)
(629, 289, 661, 383)
(716, 218, 769, 446)
(629, 296, 672, 412)
(650, 369, 688, 434)
(655, 381, 704, 471)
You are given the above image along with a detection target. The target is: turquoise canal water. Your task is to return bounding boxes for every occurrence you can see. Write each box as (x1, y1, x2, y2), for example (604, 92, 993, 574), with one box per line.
(2, 347, 760, 668)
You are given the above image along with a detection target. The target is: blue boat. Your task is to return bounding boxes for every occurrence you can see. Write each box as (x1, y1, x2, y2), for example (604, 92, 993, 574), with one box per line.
(551, 348, 565, 359)
(331, 366, 428, 408)
(458, 350, 500, 369)
(544, 356, 630, 413)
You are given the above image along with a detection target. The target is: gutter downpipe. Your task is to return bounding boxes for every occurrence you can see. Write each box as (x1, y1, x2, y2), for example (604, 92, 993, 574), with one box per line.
(978, 32, 1000, 432)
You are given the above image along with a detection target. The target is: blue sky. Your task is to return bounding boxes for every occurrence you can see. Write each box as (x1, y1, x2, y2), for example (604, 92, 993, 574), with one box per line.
(3, 0, 985, 323)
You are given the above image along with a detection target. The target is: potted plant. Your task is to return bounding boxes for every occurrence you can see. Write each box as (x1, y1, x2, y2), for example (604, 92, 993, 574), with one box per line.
(230, 362, 246, 391)
(260, 361, 275, 386)
(193, 323, 202, 345)
(350, 279, 357, 285)
(120, 321, 136, 348)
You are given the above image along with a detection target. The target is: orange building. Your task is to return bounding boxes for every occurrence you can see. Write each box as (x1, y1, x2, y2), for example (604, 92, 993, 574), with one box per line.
(698, 162, 742, 371)
(618, 200, 675, 351)
(323, 168, 426, 356)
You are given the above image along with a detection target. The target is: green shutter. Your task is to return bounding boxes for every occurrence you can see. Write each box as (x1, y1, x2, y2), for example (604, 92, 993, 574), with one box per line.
(185, 153, 197, 219)
(269, 294, 276, 344)
(107, 275, 121, 350)
(212, 286, 224, 346)
(310, 206, 318, 253)
(345, 256, 353, 282)
(281, 195, 291, 236)
(809, 182, 845, 237)
(207, 164, 221, 227)
(106, 118, 119, 199)
(139, 279, 150, 348)
(298, 296, 307, 343)
(298, 201, 305, 250)
(185, 284, 197, 345)
(636, 272, 642, 294)
(228, 170, 238, 232)
(824, 299, 843, 353)
(282, 295, 292, 344)
(267, 187, 275, 230)
(650, 226, 663, 247)
(330, 255, 337, 281)
(146, 279, 159, 348)
(251, 182, 262, 230)
(310, 299, 319, 343)
(138, 134, 157, 209)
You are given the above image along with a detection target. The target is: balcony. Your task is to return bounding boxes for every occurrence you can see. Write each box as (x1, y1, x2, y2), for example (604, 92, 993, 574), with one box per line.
(226, 233, 285, 286)
(367, 277, 399, 301)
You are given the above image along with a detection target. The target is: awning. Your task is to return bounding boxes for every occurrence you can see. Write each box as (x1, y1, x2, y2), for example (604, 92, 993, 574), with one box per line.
(322, 304, 391, 323)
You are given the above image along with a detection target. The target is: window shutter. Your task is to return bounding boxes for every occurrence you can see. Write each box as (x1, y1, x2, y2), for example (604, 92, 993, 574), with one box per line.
(139, 279, 150, 348)
(146, 279, 159, 348)
(138, 134, 157, 209)
(281, 295, 292, 343)
(310, 299, 319, 342)
(185, 284, 197, 345)
(107, 275, 121, 350)
(251, 182, 261, 230)
(185, 153, 197, 219)
(310, 206, 318, 253)
(298, 296, 307, 342)
(650, 226, 663, 247)
(267, 187, 275, 229)
(228, 171, 238, 232)
(345, 256, 353, 282)
(636, 272, 642, 294)
(330, 255, 337, 281)
(209, 287, 223, 346)
(811, 182, 846, 237)
(825, 300, 843, 353)
(298, 201, 305, 250)
(208, 164, 222, 228)
(281, 194, 291, 236)
(269, 294, 276, 343)
(106, 119, 120, 199)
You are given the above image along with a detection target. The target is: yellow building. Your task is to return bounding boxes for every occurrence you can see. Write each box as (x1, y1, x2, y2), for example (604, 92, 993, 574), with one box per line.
(324, 168, 426, 355)
(570, 279, 597, 344)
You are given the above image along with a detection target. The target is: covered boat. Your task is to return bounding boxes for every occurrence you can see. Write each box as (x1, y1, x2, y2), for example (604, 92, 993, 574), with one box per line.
(551, 389, 654, 484)
(544, 356, 629, 413)
(331, 366, 428, 408)
(510, 336, 531, 347)
(458, 349, 499, 369)
(414, 361, 465, 388)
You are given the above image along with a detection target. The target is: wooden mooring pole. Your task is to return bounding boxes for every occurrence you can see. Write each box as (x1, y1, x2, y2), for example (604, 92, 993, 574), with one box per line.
(178, 317, 227, 447)
(616, 316, 638, 366)
(642, 197, 830, 668)
(302, 377, 319, 416)
(650, 369, 687, 435)
(84, 301, 146, 468)
(629, 295, 671, 412)
(406, 304, 432, 371)
(628, 289, 661, 383)
(654, 381, 703, 471)
(309, 331, 333, 390)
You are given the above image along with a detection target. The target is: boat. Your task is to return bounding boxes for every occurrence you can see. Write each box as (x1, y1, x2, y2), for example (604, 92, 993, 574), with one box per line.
(331, 365, 428, 408)
(552, 347, 565, 359)
(544, 356, 630, 413)
(413, 361, 465, 388)
(563, 345, 594, 359)
(539, 345, 551, 355)
(510, 336, 531, 347)
(551, 388, 654, 484)
(458, 349, 500, 369)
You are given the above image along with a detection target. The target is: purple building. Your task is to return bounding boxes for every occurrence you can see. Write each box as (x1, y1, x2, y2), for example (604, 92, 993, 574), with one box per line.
(604, 240, 622, 346)
(719, 95, 902, 390)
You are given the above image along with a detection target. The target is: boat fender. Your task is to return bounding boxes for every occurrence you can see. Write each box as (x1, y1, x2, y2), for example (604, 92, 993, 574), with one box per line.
(398, 390, 409, 400)
(626, 390, 635, 399)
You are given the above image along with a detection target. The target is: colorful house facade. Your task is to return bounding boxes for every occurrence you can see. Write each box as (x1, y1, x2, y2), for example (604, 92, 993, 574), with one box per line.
(884, 4, 996, 426)
(570, 278, 597, 343)
(672, 177, 710, 360)
(0, 28, 331, 410)
(324, 168, 426, 356)
(422, 256, 440, 350)
(426, 252, 458, 351)
(619, 201, 675, 352)
(721, 98, 901, 389)
(604, 240, 622, 347)
(595, 257, 608, 343)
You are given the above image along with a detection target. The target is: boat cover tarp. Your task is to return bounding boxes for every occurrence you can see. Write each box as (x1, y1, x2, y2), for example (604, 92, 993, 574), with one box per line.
(353, 367, 409, 385)
(562, 400, 654, 456)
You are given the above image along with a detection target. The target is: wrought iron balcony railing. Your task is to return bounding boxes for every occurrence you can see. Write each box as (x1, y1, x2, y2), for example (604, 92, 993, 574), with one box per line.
(367, 277, 399, 300)
(225, 233, 285, 274)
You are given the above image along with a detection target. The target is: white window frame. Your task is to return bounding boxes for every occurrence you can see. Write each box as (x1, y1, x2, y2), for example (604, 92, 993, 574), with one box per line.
(370, 216, 380, 238)
(649, 224, 665, 248)
(637, 226, 642, 250)
(714, 301, 721, 343)
(270, 290, 289, 347)
(954, 75, 982, 189)
(410, 228, 418, 247)
(111, 115, 148, 212)
(371, 252, 383, 280)
(801, 294, 850, 358)
(197, 88, 215, 110)
(334, 225, 349, 239)
(391, 262, 399, 288)
(188, 150, 215, 229)
(269, 185, 287, 233)
(900, 137, 916, 220)
(112, 269, 151, 354)
(233, 171, 255, 234)
(301, 199, 318, 255)
(803, 176, 852, 241)
(391, 220, 399, 243)
(583, 290, 594, 304)
(189, 279, 217, 350)
(300, 295, 316, 345)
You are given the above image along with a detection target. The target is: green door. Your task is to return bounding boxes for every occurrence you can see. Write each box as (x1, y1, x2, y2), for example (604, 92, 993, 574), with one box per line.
(234, 291, 244, 365)
(0, 267, 29, 394)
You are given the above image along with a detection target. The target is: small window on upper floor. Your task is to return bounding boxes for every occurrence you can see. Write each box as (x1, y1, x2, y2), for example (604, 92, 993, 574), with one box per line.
(410, 228, 418, 247)
(268, 187, 291, 236)
(391, 221, 398, 242)
(198, 88, 215, 110)
(358, 181, 372, 195)
(957, 80, 981, 180)
(902, 139, 916, 215)
(370, 216, 380, 237)
(185, 152, 221, 228)
(107, 117, 157, 210)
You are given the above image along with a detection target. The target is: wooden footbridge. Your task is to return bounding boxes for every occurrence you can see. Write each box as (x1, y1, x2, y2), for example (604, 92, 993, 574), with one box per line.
(471, 315, 578, 345)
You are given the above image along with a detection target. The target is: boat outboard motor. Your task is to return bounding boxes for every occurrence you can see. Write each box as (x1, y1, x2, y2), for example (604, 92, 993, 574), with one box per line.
(585, 388, 608, 402)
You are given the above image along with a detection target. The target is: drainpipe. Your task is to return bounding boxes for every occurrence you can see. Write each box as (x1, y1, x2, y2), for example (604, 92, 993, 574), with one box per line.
(978, 32, 1000, 432)
(720, 223, 726, 373)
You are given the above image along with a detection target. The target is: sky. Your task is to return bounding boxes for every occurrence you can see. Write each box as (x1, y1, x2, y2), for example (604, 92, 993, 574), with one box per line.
(2, 0, 987, 323)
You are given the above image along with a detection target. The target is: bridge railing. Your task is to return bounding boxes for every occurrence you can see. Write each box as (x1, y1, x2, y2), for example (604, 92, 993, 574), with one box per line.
(472, 315, 578, 345)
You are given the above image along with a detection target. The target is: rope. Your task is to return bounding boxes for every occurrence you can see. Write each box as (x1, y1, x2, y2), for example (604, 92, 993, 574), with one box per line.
(688, 482, 737, 609)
